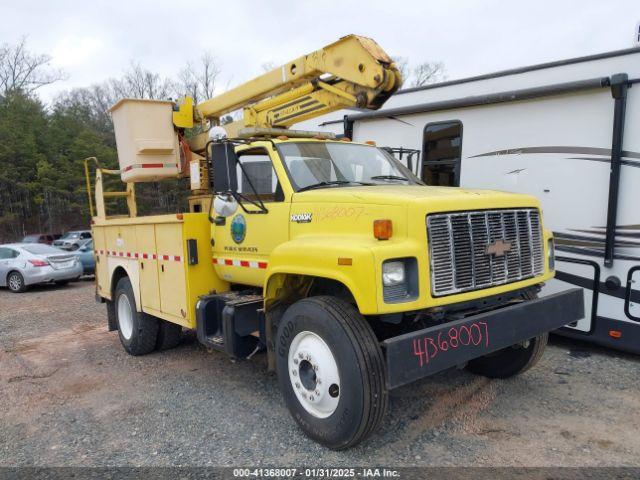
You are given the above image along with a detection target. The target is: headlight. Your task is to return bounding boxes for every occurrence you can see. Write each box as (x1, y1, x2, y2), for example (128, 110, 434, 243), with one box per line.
(382, 261, 406, 287)
(548, 238, 555, 271)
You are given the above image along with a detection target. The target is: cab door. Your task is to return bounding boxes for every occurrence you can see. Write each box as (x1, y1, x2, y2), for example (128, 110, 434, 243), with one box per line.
(212, 146, 290, 287)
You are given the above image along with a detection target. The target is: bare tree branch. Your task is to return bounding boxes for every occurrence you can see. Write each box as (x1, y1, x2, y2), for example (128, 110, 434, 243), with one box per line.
(175, 51, 221, 104)
(0, 37, 66, 96)
(411, 61, 447, 87)
(391, 56, 410, 86)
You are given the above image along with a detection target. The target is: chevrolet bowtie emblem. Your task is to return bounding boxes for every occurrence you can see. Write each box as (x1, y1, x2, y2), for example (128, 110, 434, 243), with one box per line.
(485, 239, 512, 257)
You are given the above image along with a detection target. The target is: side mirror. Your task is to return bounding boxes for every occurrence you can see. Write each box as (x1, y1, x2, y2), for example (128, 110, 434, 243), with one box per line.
(210, 142, 239, 194)
(213, 193, 238, 217)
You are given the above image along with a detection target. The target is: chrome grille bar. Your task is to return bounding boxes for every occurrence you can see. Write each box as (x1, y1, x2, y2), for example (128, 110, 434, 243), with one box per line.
(427, 208, 544, 296)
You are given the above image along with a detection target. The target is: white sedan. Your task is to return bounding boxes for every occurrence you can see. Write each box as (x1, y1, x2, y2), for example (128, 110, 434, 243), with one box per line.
(0, 243, 83, 293)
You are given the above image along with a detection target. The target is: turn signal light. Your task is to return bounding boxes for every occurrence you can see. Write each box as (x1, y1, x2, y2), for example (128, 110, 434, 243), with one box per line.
(609, 330, 622, 339)
(374, 219, 393, 240)
(28, 259, 49, 267)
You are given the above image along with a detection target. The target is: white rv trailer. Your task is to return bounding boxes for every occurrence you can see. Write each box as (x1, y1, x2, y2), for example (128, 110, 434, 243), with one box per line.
(296, 47, 640, 354)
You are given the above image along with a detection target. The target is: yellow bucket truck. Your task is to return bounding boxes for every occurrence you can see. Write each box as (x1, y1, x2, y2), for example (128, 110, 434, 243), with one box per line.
(85, 35, 583, 449)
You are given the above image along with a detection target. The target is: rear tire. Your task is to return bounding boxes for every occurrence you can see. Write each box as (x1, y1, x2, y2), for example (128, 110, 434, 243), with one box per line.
(275, 296, 387, 450)
(466, 291, 547, 379)
(114, 277, 158, 355)
(156, 320, 183, 351)
(7, 271, 27, 293)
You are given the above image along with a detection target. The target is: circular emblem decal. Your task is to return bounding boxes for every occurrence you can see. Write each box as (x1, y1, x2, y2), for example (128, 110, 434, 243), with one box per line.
(230, 214, 246, 244)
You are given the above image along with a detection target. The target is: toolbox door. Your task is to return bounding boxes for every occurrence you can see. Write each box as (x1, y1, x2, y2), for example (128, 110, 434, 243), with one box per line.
(135, 224, 160, 311)
(155, 223, 188, 321)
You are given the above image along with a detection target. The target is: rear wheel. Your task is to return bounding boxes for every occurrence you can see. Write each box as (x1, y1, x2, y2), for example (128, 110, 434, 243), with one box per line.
(156, 320, 183, 351)
(275, 296, 387, 450)
(7, 271, 27, 293)
(466, 291, 547, 379)
(114, 277, 158, 355)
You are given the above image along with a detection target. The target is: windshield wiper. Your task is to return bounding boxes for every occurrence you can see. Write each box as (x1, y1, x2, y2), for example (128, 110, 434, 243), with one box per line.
(298, 180, 373, 192)
(370, 175, 411, 182)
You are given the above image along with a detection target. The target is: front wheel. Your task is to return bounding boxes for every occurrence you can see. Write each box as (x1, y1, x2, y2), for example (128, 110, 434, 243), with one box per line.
(275, 296, 387, 450)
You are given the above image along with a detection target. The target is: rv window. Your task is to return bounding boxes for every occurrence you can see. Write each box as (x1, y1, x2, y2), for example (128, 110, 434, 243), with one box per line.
(422, 121, 462, 187)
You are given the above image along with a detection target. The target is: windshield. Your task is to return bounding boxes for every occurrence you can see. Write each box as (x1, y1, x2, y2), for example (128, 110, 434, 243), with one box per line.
(22, 235, 39, 242)
(62, 232, 81, 239)
(278, 142, 422, 191)
(21, 244, 63, 255)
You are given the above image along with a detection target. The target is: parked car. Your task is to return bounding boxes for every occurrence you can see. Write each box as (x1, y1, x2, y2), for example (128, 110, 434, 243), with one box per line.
(73, 240, 95, 275)
(0, 243, 82, 293)
(53, 230, 92, 251)
(21, 233, 59, 245)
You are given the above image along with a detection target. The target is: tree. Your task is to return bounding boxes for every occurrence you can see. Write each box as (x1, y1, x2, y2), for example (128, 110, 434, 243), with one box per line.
(175, 52, 221, 104)
(411, 61, 447, 87)
(110, 62, 174, 100)
(391, 56, 447, 88)
(0, 37, 66, 96)
(391, 56, 410, 86)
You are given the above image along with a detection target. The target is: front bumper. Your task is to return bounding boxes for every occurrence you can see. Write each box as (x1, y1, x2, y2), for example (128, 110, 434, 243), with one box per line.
(383, 288, 584, 389)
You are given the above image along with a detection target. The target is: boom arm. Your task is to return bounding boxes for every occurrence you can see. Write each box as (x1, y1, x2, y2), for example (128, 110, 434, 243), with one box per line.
(184, 35, 401, 149)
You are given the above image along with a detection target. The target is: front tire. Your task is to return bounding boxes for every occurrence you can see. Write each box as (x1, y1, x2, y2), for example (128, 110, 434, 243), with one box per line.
(114, 277, 158, 355)
(275, 296, 387, 450)
(7, 271, 27, 293)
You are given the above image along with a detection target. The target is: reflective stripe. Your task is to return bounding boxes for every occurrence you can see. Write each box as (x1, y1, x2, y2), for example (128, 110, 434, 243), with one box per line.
(213, 257, 268, 269)
(99, 251, 178, 261)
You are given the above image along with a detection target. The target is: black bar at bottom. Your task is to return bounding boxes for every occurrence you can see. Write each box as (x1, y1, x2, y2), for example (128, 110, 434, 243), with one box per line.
(383, 288, 584, 389)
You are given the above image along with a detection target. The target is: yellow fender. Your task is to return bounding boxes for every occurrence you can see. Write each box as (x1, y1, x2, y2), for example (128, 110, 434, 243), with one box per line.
(264, 236, 379, 314)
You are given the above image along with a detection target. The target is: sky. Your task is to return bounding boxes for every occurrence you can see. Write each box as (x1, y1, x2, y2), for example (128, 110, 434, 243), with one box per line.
(2, 0, 639, 103)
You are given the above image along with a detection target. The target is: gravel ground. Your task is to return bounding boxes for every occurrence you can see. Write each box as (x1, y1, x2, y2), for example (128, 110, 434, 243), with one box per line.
(1, 281, 639, 467)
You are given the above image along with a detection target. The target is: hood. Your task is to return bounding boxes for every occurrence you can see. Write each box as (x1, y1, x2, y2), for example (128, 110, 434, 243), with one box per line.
(292, 185, 540, 211)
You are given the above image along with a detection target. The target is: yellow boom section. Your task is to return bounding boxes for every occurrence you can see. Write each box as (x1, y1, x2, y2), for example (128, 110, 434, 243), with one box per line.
(187, 35, 401, 146)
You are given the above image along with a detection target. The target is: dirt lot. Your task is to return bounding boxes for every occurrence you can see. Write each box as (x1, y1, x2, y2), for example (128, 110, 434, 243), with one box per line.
(1, 281, 639, 467)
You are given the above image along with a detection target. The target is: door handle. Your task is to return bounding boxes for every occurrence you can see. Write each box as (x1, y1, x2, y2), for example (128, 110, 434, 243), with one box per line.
(161, 264, 164, 273)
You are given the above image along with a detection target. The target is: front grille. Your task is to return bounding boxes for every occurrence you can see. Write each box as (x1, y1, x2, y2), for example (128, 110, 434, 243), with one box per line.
(427, 209, 544, 296)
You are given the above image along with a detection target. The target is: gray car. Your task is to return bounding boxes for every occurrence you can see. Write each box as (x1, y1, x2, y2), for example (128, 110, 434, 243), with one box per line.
(0, 243, 83, 293)
(53, 230, 92, 251)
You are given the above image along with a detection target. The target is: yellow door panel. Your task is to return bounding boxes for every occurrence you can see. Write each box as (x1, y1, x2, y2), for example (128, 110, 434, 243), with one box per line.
(155, 223, 188, 319)
(211, 146, 290, 287)
(135, 224, 160, 311)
